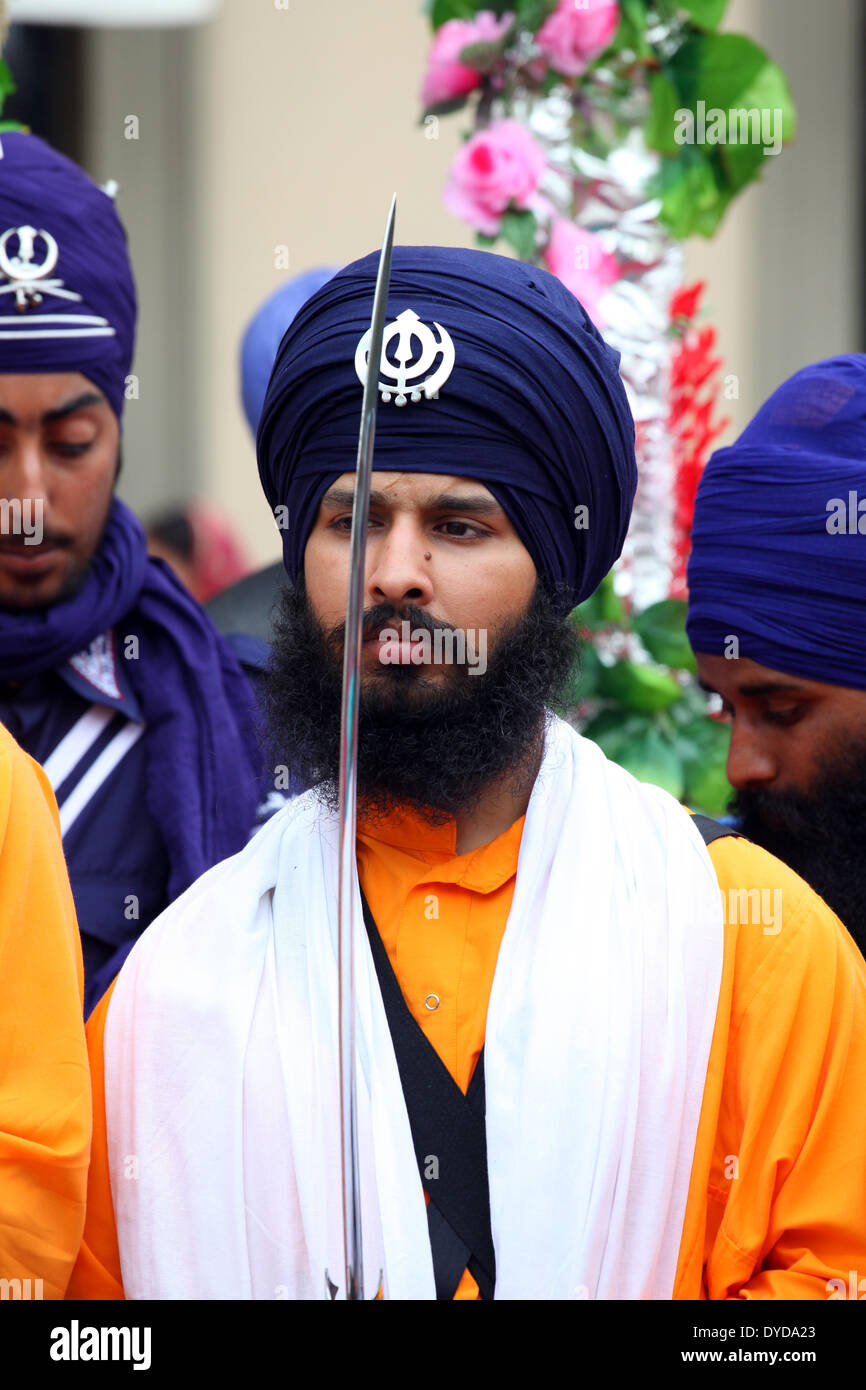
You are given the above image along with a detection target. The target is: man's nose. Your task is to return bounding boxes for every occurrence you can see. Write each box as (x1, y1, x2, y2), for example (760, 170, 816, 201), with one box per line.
(725, 719, 778, 790)
(2, 437, 51, 512)
(366, 520, 434, 609)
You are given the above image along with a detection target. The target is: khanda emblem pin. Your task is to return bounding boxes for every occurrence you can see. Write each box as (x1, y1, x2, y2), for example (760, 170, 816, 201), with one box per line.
(0, 225, 68, 310)
(355, 308, 455, 406)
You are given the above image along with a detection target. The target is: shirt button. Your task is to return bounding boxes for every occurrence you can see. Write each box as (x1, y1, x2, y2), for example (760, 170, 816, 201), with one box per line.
(424, 993, 440, 1012)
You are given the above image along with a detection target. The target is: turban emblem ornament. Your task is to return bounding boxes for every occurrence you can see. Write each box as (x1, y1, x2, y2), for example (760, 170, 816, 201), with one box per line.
(355, 307, 455, 406)
(0, 224, 80, 310)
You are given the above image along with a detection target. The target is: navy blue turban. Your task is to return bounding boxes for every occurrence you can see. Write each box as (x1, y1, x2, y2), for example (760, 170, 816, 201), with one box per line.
(687, 355, 866, 690)
(0, 131, 136, 418)
(257, 245, 636, 614)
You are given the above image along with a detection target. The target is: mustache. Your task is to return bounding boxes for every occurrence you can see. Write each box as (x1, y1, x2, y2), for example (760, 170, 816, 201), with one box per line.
(327, 603, 463, 648)
(731, 787, 820, 838)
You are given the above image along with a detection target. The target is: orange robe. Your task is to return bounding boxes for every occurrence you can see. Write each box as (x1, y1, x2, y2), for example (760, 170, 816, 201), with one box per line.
(0, 723, 91, 1299)
(69, 807, 866, 1300)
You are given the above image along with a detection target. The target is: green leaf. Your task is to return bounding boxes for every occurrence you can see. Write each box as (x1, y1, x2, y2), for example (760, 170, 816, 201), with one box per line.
(632, 599, 697, 673)
(651, 145, 732, 239)
(515, 0, 557, 34)
(430, 0, 479, 30)
(665, 33, 797, 194)
(419, 95, 470, 119)
(609, 0, 652, 57)
(500, 208, 537, 261)
(646, 71, 682, 156)
(0, 58, 17, 120)
(674, 715, 733, 815)
(599, 660, 683, 712)
(572, 572, 625, 629)
(475, 231, 498, 248)
(718, 59, 796, 192)
(683, 744, 733, 816)
(677, 0, 729, 28)
(617, 731, 685, 800)
(459, 36, 510, 73)
(581, 710, 654, 759)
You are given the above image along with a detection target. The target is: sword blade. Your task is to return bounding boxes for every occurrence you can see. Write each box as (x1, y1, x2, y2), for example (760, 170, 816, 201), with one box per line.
(336, 193, 396, 1301)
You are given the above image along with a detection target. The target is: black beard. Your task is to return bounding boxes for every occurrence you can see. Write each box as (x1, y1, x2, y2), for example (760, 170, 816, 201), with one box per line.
(730, 743, 866, 958)
(263, 576, 581, 828)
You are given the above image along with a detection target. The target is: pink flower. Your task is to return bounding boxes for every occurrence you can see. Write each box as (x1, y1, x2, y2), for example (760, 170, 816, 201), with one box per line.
(421, 11, 515, 109)
(536, 0, 619, 78)
(443, 119, 546, 236)
(544, 219, 619, 326)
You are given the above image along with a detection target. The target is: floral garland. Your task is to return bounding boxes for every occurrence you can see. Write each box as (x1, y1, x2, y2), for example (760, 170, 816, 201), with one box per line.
(420, 0, 794, 813)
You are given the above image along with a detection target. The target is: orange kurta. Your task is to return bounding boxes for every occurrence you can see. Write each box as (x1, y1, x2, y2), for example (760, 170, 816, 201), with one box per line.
(0, 723, 91, 1299)
(69, 807, 866, 1300)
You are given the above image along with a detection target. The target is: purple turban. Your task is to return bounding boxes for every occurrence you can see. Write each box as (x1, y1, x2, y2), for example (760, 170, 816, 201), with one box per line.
(256, 245, 636, 614)
(0, 131, 136, 418)
(687, 355, 866, 689)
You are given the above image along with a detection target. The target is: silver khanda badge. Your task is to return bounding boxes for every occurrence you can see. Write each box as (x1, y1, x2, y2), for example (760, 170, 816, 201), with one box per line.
(355, 307, 455, 406)
(0, 224, 81, 310)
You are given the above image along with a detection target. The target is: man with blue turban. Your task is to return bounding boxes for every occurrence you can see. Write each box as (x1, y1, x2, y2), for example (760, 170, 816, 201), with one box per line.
(687, 355, 866, 955)
(0, 131, 264, 1015)
(72, 249, 866, 1301)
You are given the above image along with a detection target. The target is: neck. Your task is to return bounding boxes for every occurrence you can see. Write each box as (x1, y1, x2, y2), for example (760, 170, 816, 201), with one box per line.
(453, 738, 543, 855)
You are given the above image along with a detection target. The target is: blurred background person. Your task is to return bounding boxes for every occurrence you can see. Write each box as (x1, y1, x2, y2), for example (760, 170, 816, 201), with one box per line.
(687, 356, 866, 957)
(146, 500, 251, 602)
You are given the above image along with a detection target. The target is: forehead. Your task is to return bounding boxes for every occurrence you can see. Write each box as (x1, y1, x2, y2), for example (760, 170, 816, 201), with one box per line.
(0, 372, 101, 414)
(319, 472, 498, 506)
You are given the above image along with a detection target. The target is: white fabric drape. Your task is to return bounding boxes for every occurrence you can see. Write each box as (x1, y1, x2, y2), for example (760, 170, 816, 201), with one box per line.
(105, 716, 723, 1300)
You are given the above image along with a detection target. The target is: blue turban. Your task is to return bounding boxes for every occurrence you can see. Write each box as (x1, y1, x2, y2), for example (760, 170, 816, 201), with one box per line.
(240, 268, 337, 435)
(256, 245, 636, 614)
(0, 131, 136, 419)
(687, 355, 866, 690)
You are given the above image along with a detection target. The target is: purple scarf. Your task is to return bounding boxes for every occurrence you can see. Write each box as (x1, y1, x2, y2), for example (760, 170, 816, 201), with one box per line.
(0, 498, 262, 901)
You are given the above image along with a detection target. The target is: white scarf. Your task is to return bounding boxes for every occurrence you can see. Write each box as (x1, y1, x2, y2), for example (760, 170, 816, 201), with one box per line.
(105, 717, 723, 1300)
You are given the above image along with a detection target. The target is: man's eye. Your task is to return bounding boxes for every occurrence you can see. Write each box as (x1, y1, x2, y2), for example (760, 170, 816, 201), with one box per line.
(763, 707, 803, 726)
(329, 515, 380, 531)
(438, 520, 484, 539)
(50, 441, 93, 458)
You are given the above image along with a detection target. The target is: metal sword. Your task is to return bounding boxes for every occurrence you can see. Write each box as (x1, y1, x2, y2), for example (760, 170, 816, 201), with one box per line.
(328, 193, 396, 1301)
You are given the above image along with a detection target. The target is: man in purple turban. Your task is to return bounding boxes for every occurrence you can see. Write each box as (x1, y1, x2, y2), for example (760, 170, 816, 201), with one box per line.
(687, 355, 866, 955)
(0, 131, 263, 1015)
(73, 247, 866, 1302)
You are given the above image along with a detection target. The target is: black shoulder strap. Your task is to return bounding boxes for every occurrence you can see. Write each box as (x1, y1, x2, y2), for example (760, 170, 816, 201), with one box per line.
(691, 813, 742, 847)
(359, 888, 496, 1301)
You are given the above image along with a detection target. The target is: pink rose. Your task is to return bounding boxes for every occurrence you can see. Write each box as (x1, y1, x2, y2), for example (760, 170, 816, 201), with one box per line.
(544, 219, 619, 326)
(536, 0, 619, 78)
(443, 119, 546, 236)
(421, 11, 515, 109)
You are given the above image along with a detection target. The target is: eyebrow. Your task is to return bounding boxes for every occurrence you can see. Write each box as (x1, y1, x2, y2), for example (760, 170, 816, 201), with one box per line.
(0, 391, 105, 426)
(321, 486, 503, 515)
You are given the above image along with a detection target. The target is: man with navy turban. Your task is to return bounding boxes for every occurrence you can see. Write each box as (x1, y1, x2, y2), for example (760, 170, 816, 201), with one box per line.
(0, 131, 264, 1014)
(687, 355, 866, 955)
(72, 249, 866, 1301)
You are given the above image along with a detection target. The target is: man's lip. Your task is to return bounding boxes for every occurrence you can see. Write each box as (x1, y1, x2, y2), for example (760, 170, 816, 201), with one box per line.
(0, 544, 62, 575)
